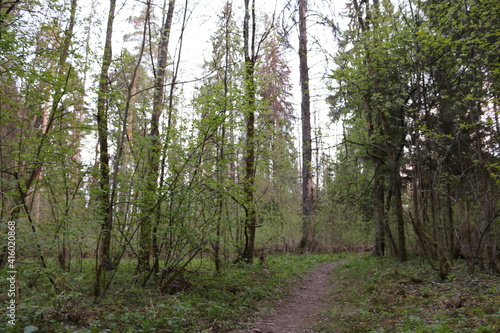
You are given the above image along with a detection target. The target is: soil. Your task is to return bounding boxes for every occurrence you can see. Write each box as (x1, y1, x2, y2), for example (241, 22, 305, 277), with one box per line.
(238, 261, 342, 333)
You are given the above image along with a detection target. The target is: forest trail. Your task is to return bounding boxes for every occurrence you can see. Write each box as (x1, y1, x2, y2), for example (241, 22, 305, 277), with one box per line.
(238, 260, 343, 333)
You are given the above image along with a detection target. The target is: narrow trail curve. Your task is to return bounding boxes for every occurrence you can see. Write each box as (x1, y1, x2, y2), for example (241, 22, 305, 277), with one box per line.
(238, 260, 344, 333)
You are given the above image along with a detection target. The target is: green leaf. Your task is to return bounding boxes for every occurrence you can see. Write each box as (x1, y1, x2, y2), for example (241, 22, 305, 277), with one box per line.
(24, 326, 39, 333)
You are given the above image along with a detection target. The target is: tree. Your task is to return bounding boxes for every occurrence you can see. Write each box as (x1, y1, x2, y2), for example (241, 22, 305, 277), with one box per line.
(298, 0, 314, 251)
(195, 1, 241, 270)
(94, 0, 117, 297)
(407, 0, 500, 273)
(328, 0, 499, 272)
(0, 0, 85, 287)
(256, 21, 300, 253)
(329, 0, 412, 260)
(137, 0, 175, 274)
(241, 0, 258, 263)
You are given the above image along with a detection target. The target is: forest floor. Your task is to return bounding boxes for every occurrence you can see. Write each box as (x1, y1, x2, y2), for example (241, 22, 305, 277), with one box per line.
(238, 261, 343, 333)
(2, 254, 499, 332)
(238, 255, 500, 333)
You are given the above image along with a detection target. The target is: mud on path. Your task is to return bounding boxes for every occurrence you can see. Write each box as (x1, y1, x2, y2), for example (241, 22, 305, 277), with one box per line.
(238, 260, 343, 333)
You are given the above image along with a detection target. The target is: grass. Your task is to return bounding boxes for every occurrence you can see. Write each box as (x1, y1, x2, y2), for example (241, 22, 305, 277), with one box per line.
(314, 255, 500, 333)
(0, 253, 345, 332)
(6, 253, 497, 332)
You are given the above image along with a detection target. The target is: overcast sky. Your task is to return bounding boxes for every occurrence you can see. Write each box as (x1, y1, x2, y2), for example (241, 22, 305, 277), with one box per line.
(80, 0, 344, 166)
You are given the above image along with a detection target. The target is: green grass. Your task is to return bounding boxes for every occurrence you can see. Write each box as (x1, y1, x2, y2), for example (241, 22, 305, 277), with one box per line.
(0, 253, 345, 333)
(314, 255, 500, 333)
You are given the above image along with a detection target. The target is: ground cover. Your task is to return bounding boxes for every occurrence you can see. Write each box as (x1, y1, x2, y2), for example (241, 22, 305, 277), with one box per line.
(0, 254, 342, 332)
(314, 255, 500, 333)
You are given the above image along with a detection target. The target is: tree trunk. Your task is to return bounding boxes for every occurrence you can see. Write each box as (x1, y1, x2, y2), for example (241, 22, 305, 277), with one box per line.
(391, 161, 407, 261)
(57, 0, 78, 272)
(214, 3, 233, 271)
(241, 0, 257, 263)
(298, 0, 314, 251)
(383, 186, 398, 257)
(373, 159, 385, 256)
(137, 0, 175, 273)
(94, 0, 116, 298)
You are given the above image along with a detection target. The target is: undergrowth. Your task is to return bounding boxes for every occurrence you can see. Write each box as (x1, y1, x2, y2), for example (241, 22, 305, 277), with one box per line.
(0, 253, 344, 332)
(315, 255, 500, 333)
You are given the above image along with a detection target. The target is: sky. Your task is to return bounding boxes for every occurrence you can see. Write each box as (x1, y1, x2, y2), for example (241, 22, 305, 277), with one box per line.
(80, 0, 345, 169)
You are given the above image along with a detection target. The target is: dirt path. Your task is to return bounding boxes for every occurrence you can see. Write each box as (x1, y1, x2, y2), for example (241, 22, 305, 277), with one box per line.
(238, 261, 342, 333)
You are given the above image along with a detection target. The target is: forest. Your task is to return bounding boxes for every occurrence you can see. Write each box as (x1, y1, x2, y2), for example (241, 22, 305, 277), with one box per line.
(0, 0, 499, 332)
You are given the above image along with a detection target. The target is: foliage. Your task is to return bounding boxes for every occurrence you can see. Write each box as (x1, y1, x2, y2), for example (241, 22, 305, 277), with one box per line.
(327, 0, 500, 270)
(1, 0, 499, 330)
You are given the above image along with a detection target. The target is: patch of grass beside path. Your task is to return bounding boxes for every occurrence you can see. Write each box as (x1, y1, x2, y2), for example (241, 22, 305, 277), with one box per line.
(314, 255, 500, 333)
(1, 253, 346, 333)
